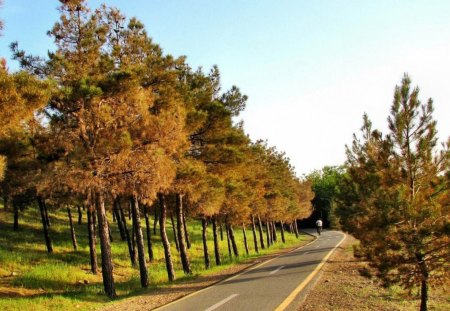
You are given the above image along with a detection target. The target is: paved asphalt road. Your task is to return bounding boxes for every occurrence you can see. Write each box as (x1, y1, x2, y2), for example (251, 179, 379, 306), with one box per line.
(156, 230, 345, 311)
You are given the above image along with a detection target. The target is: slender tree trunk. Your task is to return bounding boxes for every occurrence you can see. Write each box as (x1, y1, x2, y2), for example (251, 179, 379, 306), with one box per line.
(77, 205, 82, 225)
(288, 223, 293, 234)
(37, 197, 53, 253)
(68, 207, 78, 251)
(107, 219, 114, 243)
(257, 215, 265, 249)
(158, 193, 175, 281)
(201, 217, 210, 269)
(170, 215, 179, 252)
(112, 207, 116, 222)
(294, 220, 299, 238)
(128, 202, 131, 220)
(131, 195, 149, 288)
(416, 252, 429, 311)
(118, 199, 135, 266)
(251, 215, 259, 253)
(176, 193, 192, 274)
(266, 220, 271, 247)
(95, 192, 117, 299)
(92, 208, 97, 233)
(113, 199, 126, 241)
(144, 207, 154, 262)
(219, 222, 224, 241)
(13, 202, 19, 231)
(87, 208, 98, 274)
(182, 209, 191, 249)
(43, 199, 50, 227)
(280, 221, 286, 243)
(420, 280, 428, 311)
(242, 223, 249, 255)
(229, 224, 239, 257)
(226, 223, 232, 259)
(131, 219, 137, 265)
(271, 222, 277, 243)
(212, 216, 221, 265)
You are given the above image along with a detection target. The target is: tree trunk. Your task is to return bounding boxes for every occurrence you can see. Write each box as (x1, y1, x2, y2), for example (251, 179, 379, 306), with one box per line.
(92, 208, 97, 233)
(226, 223, 232, 259)
(229, 224, 239, 257)
(219, 222, 224, 241)
(37, 197, 53, 253)
(242, 224, 249, 255)
(251, 215, 259, 253)
(182, 209, 191, 249)
(87, 208, 98, 274)
(257, 215, 265, 249)
(280, 221, 286, 243)
(266, 220, 271, 247)
(158, 193, 175, 281)
(43, 199, 50, 227)
(294, 220, 299, 238)
(113, 199, 126, 241)
(107, 219, 114, 243)
(95, 192, 117, 299)
(68, 207, 78, 251)
(128, 202, 131, 220)
(170, 215, 179, 252)
(77, 205, 82, 225)
(131, 218, 138, 265)
(130, 195, 149, 288)
(175, 193, 192, 274)
(118, 199, 136, 266)
(144, 207, 154, 262)
(416, 252, 429, 311)
(13, 202, 19, 231)
(420, 280, 428, 311)
(271, 222, 277, 243)
(212, 216, 221, 265)
(201, 217, 210, 269)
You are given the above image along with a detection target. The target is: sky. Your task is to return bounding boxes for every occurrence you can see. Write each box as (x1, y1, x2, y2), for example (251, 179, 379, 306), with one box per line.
(1, 0, 449, 176)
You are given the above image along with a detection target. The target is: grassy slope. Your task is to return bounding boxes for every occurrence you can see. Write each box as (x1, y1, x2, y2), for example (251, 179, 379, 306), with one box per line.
(0, 205, 310, 311)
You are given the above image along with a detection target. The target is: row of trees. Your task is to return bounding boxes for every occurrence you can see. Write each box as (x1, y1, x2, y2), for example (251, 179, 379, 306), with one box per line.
(0, 0, 313, 299)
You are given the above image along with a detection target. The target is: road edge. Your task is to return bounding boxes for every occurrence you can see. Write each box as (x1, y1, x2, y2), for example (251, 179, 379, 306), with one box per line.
(275, 232, 346, 311)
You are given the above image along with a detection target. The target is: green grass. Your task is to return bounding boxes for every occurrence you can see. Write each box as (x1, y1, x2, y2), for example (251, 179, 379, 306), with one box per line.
(0, 205, 311, 311)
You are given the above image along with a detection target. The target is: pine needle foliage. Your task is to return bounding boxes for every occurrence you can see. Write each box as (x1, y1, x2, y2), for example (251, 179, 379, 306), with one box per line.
(337, 74, 449, 311)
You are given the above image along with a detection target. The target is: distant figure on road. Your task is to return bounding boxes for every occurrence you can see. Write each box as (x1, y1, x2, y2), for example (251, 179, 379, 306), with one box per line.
(316, 219, 323, 235)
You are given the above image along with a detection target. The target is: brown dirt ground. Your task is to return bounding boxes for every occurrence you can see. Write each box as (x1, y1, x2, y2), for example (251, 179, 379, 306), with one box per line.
(299, 235, 450, 311)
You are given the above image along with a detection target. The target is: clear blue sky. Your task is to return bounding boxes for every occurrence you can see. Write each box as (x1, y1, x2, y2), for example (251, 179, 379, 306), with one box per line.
(1, 0, 449, 175)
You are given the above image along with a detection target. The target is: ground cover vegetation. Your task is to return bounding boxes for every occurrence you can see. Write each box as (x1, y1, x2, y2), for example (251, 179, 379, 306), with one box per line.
(0, 0, 314, 305)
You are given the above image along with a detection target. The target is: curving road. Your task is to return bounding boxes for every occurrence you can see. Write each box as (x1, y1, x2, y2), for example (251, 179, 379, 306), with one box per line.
(155, 230, 345, 311)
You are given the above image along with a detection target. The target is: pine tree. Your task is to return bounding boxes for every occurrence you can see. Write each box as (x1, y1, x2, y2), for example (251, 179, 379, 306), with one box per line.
(337, 75, 449, 311)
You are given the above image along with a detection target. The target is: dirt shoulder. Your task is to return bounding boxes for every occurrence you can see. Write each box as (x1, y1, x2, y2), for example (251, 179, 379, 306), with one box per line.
(299, 235, 449, 311)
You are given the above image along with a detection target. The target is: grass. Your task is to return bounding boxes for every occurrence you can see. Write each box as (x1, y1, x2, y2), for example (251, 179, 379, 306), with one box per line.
(0, 205, 311, 311)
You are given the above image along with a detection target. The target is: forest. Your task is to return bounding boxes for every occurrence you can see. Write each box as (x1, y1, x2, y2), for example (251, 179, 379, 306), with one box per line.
(0, 0, 314, 304)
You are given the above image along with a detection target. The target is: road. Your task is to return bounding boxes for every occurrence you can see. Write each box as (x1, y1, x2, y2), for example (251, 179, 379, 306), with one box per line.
(156, 230, 345, 311)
